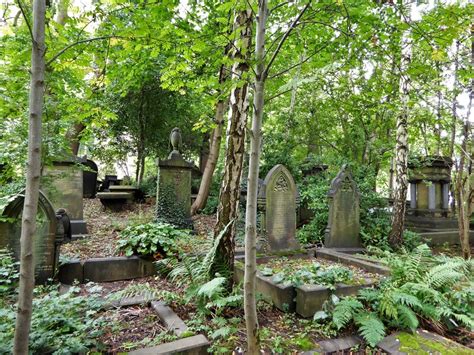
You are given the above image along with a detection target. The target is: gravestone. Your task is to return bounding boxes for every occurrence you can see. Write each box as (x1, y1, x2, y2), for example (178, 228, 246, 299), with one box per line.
(0, 191, 69, 284)
(156, 128, 193, 228)
(262, 164, 300, 251)
(82, 159, 98, 198)
(324, 165, 361, 248)
(41, 159, 88, 238)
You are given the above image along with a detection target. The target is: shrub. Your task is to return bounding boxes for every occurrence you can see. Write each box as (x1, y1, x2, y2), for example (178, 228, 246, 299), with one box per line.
(0, 248, 19, 299)
(116, 222, 191, 258)
(0, 287, 105, 354)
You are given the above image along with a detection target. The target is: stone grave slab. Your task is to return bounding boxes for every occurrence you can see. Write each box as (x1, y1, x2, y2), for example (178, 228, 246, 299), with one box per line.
(262, 164, 300, 251)
(324, 165, 362, 248)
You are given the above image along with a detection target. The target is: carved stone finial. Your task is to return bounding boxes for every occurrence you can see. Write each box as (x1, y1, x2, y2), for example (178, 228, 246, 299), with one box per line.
(170, 127, 182, 153)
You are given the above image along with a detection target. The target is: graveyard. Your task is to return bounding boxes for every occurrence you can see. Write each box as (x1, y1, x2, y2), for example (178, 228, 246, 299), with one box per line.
(1, 0, 474, 354)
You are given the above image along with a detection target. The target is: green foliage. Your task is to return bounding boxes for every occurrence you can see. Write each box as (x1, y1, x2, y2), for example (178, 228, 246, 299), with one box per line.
(327, 245, 474, 347)
(139, 175, 157, 197)
(0, 287, 105, 354)
(265, 261, 354, 290)
(116, 222, 191, 258)
(0, 248, 19, 298)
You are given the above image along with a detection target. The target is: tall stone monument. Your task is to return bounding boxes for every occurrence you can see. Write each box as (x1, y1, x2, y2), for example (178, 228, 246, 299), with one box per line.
(0, 191, 68, 284)
(156, 128, 193, 228)
(261, 164, 300, 251)
(41, 159, 88, 238)
(324, 165, 361, 248)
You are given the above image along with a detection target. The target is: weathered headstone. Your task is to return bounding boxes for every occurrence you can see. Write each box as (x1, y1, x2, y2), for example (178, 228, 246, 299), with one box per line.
(0, 191, 68, 284)
(156, 128, 193, 228)
(262, 164, 300, 251)
(324, 165, 361, 248)
(82, 158, 98, 198)
(41, 159, 88, 238)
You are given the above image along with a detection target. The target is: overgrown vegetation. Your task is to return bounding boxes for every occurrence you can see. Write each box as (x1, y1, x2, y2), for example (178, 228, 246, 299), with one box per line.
(116, 222, 192, 258)
(320, 245, 474, 347)
(0, 286, 105, 354)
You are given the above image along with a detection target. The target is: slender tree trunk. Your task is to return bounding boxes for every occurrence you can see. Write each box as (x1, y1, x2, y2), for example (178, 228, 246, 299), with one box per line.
(455, 29, 473, 260)
(212, 9, 252, 279)
(199, 132, 210, 174)
(244, 1, 267, 352)
(389, 2, 411, 248)
(55, 0, 69, 25)
(191, 95, 228, 214)
(13, 0, 46, 353)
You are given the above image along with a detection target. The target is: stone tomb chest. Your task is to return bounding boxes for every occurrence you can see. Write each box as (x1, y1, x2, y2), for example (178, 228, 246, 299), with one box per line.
(0, 191, 66, 284)
(258, 164, 300, 252)
(324, 166, 362, 248)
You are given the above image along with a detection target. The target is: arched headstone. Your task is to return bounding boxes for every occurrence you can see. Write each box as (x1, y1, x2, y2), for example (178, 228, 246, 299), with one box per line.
(0, 191, 62, 284)
(263, 164, 300, 251)
(324, 165, 361, 248)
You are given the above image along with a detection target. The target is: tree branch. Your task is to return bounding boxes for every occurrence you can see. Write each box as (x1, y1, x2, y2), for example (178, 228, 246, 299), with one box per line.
(15, 0, 34, 43)
(46, 35, 120, 66)
(264, 1, 312, 77)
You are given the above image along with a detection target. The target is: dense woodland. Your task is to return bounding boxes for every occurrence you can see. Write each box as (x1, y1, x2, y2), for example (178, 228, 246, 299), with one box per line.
(0, 0, 473, 353)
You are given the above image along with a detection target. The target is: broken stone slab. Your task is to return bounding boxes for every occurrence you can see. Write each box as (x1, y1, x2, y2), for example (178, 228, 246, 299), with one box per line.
(129, 334, 209, 355)
(303, 335, 362, 354)
(151, 301, 189, 337)
(377, 329, 473, 354)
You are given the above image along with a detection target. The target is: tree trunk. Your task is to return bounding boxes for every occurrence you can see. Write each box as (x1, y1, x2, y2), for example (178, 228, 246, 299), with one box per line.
(244, 1, 267, 352)
(55, 0, 69, 25)
(212, 9, 252, 279)
(68, 122, 85, 156)
(455, 29, 473, 260)
(191, 96, 228, 214)
(199, 132, 210, 174)
(388, 2, 411, 249)
(191, 33, 232, 215)
(13, 0, 46, 353)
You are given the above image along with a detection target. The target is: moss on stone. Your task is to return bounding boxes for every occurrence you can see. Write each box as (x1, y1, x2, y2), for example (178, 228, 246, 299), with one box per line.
(397, 332, 472, 355)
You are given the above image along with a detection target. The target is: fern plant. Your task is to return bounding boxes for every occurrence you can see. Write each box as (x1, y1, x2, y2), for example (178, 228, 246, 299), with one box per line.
(328, 245, 474, 347)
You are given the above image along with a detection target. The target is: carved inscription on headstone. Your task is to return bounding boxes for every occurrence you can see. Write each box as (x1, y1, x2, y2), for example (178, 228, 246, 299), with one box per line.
(0, 191, 59, 284)
(324, 165, 362, 248)
(264, 165, 300, 251)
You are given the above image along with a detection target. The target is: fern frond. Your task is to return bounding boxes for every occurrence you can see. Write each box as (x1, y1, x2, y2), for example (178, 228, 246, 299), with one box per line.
(426, 260, 465, 289)
(450, 313, 474, 330)
(396, 304, 419, 331)
(391, 290, 423, 310)
(357, 288, 380, 303)
(354, 312, 386, 347)
(197, 277, 226, 299)
(332, 297, 363, 330)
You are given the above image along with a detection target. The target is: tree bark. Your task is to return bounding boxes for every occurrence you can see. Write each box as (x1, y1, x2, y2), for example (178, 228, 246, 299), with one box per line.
(388, 2, 411, 249)
(455, 28, 473, 260)
(212, 9, 252, 279)
(191, 95, 228, 214)
(244, 1, 267, 352)
(191, 30, 232, 215)
(68, 122, 85, 156)
(13, 0, 46, 353)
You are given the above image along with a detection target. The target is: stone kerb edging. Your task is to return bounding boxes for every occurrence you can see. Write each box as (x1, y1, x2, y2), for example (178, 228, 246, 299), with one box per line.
(105, 295, 209, 354)
(234, 253, 380, 317)
(58, 256, 157, 284)
(315, 248, 390, 276)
